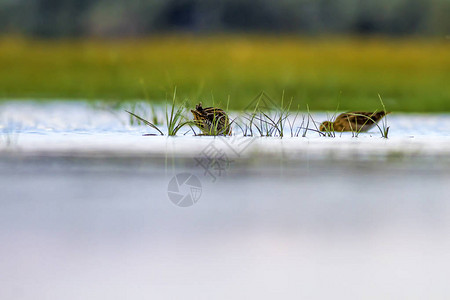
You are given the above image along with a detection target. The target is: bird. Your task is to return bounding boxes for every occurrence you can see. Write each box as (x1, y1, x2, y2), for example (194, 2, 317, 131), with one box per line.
(320, 111, 390, 132)
(191, 103, 231, 135)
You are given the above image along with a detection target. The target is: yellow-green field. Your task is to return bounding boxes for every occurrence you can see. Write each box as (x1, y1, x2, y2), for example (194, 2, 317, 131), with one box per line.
(1, 35, 449, 112)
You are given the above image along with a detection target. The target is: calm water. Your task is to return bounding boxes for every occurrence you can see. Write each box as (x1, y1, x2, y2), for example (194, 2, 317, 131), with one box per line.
(1, 101, 450, 299)
(1, 101, 450, 157)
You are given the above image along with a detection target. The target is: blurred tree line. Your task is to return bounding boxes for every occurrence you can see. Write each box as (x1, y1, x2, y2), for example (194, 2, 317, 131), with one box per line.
(0, 0, 449, 37)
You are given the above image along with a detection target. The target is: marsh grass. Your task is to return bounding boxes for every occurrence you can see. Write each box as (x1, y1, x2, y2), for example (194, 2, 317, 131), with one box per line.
(140, 80, 162, 126)
(239, 91, 293, 137)
(302, 104, 326, 137)
(165, 89, 192, 136)
(379, 94, 390, 138)
(124, 88, 391, 138)
(125, 110, 164, 135)
(126, 88, 192, 136)
(240, 94, 262, 136)
(126, 103, 153, 126)
(124, 81, 162, 127)
(320, 115, 338, 138)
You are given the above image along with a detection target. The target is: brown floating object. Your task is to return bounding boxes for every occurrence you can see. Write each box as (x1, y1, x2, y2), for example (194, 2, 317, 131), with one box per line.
(191, 103, 231, 135)
(320, 111, 390, 132)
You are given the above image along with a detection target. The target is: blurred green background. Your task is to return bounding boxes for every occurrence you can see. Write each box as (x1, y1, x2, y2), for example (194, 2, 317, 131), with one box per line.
(0, 0, 449, 111)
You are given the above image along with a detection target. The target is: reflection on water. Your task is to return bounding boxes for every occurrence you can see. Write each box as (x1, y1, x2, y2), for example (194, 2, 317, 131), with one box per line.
(2, 101, 450, 299)
(1, 157, 450, 299)
(0, 101, 450, 173)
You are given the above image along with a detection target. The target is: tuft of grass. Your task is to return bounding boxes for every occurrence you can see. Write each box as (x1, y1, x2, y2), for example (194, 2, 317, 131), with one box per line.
(123, 89, 391, 139)
(125, 110, 164, 135)
(126, 88, 191, 136)
(242, 92, 263, 136)
(140, 79, 162, 126)
(319, 103, 344, 137)
(240, 91, 292, 138)
(150, 104, 161, 125)
(276, 92, 293, 138)
(288, 104, 302, 137)
(302, 104, 326, 137)
(378, 94, 390, 139)
(165, 88, 191, 136)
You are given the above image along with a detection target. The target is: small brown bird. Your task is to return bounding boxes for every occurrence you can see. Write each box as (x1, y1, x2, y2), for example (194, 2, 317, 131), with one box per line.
(191, 103, 231, 135)
(320, 111, 390, 132)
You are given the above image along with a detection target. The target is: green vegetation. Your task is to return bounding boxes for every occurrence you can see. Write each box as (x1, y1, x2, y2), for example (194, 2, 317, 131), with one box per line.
(0, 35, 449, 112)
(125, 90, 390, 138)
(126, 88, 192, 136)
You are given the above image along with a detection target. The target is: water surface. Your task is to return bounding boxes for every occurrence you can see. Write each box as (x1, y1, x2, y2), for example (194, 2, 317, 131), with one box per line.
(1, 101, 450, 299)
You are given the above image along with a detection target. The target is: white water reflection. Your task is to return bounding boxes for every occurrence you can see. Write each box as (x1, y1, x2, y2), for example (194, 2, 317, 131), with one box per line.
(1, 101, 450, 159)
(1, 158, 450, 299)
(1, 101, 450, 299)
